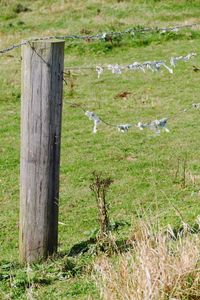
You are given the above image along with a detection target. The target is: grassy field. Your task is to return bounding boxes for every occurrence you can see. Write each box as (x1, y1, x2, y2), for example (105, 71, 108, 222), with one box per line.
(0, 0, 200, 299)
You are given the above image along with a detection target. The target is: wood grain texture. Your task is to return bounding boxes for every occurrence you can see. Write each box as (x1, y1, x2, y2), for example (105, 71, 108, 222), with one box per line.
(20, 40, 65, 263)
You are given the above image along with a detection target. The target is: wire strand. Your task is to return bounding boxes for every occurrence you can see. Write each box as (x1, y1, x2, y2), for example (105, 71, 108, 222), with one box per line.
(1, 22, 200, 54)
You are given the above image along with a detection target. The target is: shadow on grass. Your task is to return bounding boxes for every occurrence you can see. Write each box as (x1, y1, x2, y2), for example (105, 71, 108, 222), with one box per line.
(66, 220, 132, 257)
(66, 220, 200, 257)
(167, 222, 200, 240)
(66, 237, 132, 257)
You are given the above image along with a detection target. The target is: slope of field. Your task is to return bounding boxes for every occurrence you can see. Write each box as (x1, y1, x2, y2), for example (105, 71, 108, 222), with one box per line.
(0, 0, 200, 299)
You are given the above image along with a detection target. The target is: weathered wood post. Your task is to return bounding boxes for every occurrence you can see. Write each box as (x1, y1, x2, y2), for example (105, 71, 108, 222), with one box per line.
(20, 40, 65, 263)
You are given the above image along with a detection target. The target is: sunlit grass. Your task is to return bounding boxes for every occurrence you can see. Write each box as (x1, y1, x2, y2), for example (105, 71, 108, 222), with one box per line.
(0, 0, 200, 298)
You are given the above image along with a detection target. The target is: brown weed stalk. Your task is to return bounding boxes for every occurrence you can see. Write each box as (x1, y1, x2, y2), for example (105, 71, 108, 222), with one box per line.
(90, 172, 113, 239)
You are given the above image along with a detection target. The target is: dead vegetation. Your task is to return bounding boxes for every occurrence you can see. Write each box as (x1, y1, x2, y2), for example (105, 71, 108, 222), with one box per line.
(94, 221, 200, 300)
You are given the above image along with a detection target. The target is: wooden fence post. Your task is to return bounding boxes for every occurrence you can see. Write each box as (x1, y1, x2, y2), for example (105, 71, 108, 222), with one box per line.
(19, 40, 65, 263)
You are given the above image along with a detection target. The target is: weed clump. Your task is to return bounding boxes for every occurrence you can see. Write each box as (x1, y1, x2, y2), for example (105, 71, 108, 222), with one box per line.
(94, 221, 200, 300)
(13, 3, 31, 14)
(90, 171, 113, 239)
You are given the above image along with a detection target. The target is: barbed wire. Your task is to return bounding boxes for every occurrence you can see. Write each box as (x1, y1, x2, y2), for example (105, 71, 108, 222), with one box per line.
(65, 61, 174, 76)
(62, 50, 198, 134)
(0, 97, 198, 171)
(1, 22, 200, 55)
(63, 52, 196, 78)
(64, 100, 117, 129)
(63, 95, 198, 134)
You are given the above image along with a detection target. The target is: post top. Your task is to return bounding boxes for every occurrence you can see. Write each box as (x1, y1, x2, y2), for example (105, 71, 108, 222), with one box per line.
(22, 39, 65, 46)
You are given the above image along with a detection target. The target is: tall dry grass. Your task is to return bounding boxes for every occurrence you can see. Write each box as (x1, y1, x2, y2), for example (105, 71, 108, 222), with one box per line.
(94, 222, 200, 300)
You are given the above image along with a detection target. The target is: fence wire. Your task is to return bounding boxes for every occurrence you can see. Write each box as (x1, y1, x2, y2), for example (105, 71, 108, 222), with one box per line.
(1, 22, 200, 54)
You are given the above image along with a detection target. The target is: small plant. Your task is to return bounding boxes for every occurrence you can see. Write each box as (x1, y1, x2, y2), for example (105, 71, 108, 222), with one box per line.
(173, 156, 188, 188)
(63, 70, 76, 97)
(89, 172, 113, 239)
(13, 3, 30, 14)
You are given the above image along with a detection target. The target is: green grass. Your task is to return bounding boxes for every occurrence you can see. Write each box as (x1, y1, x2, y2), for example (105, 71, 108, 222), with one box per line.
(1, 0, 200, 298)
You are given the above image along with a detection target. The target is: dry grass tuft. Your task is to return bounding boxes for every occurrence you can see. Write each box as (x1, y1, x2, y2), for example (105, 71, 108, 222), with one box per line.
(94, 222, 200, 300)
